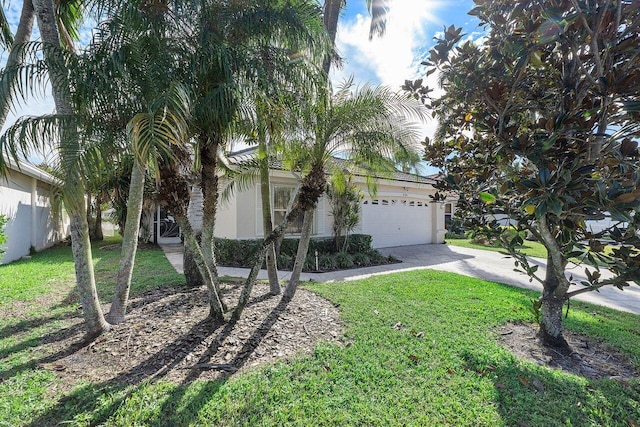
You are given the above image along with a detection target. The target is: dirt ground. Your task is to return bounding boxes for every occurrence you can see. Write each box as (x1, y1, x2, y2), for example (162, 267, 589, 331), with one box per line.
(497, 322, 637, 380)
(30, 282, 344, 391)
(8, 284, 637, 395)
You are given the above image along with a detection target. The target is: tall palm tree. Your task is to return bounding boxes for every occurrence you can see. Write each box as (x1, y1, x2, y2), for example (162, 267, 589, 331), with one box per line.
(26, 0, 111, 336)
(73, 0, 193, 324)
(230, 79, 426, 320)
(181, 0, 328, 313)
(282, 79, 426, 298)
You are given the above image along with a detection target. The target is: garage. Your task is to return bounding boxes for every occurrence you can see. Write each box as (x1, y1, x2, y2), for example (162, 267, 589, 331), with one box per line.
(361, 198, 432, 248)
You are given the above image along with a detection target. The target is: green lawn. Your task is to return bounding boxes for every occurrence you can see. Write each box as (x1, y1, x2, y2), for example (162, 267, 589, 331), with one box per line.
(446, 237, 549, 259)
(1, 239, 639, 426)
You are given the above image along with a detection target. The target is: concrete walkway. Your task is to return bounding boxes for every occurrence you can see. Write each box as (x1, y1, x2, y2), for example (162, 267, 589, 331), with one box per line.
(160, 243, 640, 315)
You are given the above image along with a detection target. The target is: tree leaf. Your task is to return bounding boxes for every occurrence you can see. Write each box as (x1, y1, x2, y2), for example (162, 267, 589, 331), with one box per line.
(479, 192, 496, 204)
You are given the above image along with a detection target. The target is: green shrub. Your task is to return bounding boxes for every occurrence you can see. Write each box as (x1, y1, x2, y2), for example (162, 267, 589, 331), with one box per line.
(445, 230, 467, 239)
(277, 253, 294, 270)
(319, 254, 337, 270)
(352, 252, 370, 266)
(303, 255, 316, 271)
(335, 252, 354, 269)
(346, 234, 373, 254)
(367, 250, 386, 264)
(279, 239, 299, 257)
(310, 238, 336, 254)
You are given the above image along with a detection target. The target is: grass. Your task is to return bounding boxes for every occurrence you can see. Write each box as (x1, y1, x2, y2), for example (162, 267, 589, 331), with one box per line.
(446, 237, 549, 259)
(1, 238, 639, 426)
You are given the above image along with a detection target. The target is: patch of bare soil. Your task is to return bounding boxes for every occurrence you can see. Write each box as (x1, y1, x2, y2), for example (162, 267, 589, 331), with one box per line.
(497, 322, 637, 380)
(32, 283, 344, 391)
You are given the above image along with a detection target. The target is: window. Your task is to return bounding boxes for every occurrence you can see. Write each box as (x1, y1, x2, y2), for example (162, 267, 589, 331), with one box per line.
(273, 186, 305, 234)
(445, 203, 453, 229)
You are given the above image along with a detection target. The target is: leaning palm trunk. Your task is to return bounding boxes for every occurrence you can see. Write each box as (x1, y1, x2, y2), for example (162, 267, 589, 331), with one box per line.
(107, 162, 146, 324)
(259, 152, 280, 295)
(177, 214, 225, 323)
(0, 0, 35, 130)
(33, 0, 110, 336)
(283, 208, 314, 299)
(159, 163, 226, 322)
(231, 164, 326, 321)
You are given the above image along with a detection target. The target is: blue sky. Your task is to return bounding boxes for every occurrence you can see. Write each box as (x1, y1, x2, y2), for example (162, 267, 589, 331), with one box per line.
(1, 0, 482, 170)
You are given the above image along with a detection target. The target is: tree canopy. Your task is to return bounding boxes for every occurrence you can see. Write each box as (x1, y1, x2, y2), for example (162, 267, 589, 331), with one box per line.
(406, 0, 640, 347)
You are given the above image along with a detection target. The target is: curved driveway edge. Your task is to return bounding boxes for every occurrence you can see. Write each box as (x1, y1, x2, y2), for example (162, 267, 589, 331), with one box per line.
(160, 243, 640, 315)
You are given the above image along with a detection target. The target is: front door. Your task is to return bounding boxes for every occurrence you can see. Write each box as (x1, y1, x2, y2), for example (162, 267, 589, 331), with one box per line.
(156, 205, 181, 244)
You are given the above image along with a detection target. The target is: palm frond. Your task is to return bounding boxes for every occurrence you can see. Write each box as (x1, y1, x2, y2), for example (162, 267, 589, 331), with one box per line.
(0, 4, 13, 50)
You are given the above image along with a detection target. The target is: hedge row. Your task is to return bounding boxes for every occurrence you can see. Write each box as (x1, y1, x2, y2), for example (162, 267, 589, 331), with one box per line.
(214, 234, 396, 272)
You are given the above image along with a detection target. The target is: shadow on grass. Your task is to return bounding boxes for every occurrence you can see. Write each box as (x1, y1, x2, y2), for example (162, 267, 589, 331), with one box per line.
(26, 290, 291, 426)
(460, 348, 640, 425)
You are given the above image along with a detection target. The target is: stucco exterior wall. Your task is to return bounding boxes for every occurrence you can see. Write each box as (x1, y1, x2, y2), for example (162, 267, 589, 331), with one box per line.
(0, 166, 69, 264)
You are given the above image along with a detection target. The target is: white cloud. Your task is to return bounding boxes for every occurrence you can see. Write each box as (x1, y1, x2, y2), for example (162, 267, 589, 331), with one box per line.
(332, 0, 445, 88)
(330, 1, 448, 150)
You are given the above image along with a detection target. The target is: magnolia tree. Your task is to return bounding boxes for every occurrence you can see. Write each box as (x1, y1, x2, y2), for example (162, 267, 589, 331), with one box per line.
(405, 0, 640, 348)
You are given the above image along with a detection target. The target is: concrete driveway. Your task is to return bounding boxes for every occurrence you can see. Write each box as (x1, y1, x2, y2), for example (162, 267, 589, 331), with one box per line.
(160, 243, 640, 315)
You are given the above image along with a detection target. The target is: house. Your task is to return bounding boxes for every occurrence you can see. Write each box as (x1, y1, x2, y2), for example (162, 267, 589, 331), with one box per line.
(0, 159, 70, 264)
(154, 150, 455, 249)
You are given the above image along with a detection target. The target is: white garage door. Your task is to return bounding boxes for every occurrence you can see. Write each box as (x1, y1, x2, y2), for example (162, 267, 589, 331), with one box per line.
(361, 198, 432, 248)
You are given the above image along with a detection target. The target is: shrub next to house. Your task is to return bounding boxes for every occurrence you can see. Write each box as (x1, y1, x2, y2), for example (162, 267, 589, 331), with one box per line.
(215, 234, 395, 272)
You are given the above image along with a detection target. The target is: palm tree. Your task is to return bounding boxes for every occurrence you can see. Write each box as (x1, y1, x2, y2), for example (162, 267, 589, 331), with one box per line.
(180, 0, 328, 312)
(24, 0, 112, 336)
(74, 0, 193, 324)
(229, 79, 426, 321)
(282, 79, 427, 298)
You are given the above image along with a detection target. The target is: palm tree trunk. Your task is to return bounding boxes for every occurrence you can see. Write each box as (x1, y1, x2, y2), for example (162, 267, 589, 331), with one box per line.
(176, 214, 225, 323)
(199, 140, 226, 310)
(259, 152, 280, 295)
(0, 0, 34, 130)
(107, 162, 145, 324)
(284, 209, 313, 299)
(33, 0, 110, 336)
(232, 164, 326, 321)
(93, 192, 104, 241)
(322, 0, 341, 74)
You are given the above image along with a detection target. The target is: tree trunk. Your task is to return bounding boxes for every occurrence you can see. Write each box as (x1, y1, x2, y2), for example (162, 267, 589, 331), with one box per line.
(322, 0, 341, 74)
(107, 162, 145, 324)
(284, 209, 314, 299)
(231, 164, 326, 321)
(93, 193, 104, 241)
(68, 206, 111, 336)
(0, 0, 34, 130)
(199, 140, 225, 308)
(176, 214, 225, 323)
(538, 254, 570, 350)
(259, 151, 280, 295)
(33, 0, 110, 336)
(183, 232, 204, 288)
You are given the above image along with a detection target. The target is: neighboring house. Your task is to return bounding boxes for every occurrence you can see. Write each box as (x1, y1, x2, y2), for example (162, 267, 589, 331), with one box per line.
(154, 150, 452, 249)
(0, 159, 70, 264)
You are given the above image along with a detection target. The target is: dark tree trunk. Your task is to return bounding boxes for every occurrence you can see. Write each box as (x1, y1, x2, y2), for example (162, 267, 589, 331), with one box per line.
(199, 140, 225, 309)
(93, 193, 104, 241)
(183, 232, 204, 288)
(538, 254, 570, 350)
